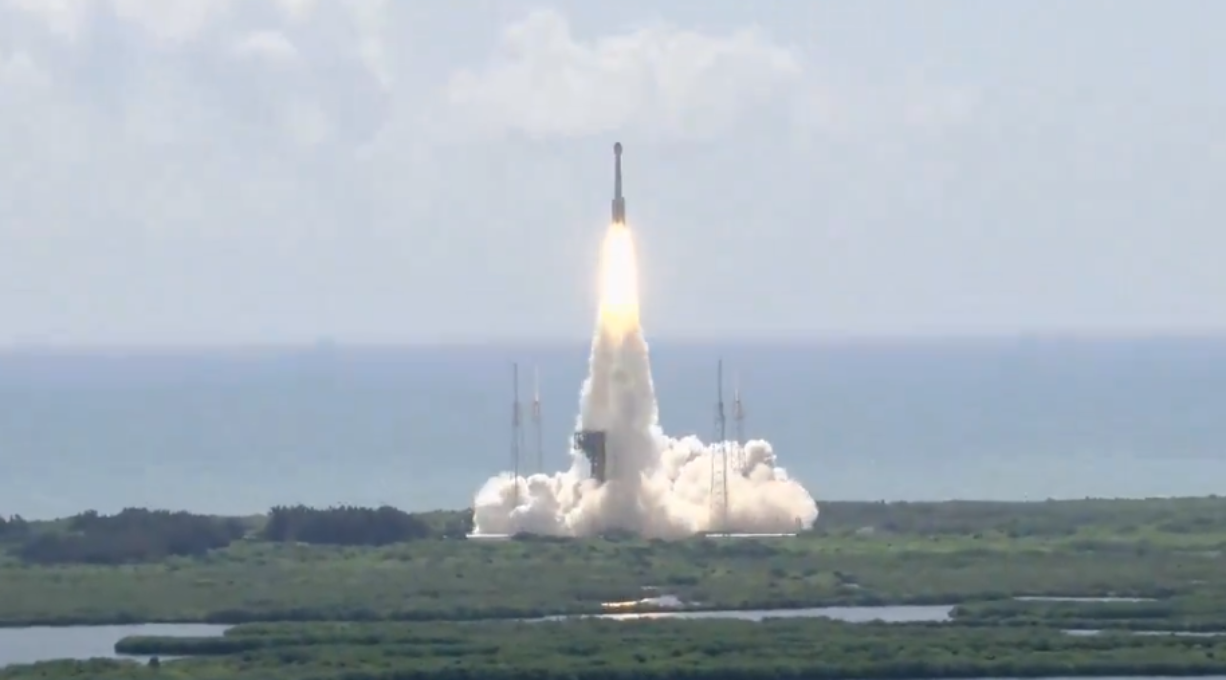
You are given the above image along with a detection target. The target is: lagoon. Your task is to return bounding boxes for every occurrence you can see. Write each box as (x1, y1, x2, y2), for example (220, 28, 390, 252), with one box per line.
(0, 624, 229, 668)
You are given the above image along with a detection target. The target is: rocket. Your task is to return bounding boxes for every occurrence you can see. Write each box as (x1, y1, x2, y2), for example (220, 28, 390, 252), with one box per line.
(611, 142, 626, 225)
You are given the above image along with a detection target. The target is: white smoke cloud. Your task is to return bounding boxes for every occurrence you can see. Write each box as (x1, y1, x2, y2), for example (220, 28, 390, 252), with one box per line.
(472, 239, 818, 538)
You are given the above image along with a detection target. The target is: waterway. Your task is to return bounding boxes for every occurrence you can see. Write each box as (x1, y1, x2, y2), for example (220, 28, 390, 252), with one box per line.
(1067, 629, 1226, 638)
(0, 603, 1214, 668)
(556, 604, 955, 623)
(1, 606, 950, 667)
(1016, 596, 1157, 603)
(0, 623, 230, 667)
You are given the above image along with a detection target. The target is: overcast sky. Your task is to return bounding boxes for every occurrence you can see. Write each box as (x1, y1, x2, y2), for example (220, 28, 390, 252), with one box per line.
(1, 0, 1223, 346)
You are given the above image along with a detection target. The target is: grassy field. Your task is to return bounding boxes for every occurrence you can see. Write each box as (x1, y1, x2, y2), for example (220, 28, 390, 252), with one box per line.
(8, 618, 1226, 680)
(1, 497, 1225, 627)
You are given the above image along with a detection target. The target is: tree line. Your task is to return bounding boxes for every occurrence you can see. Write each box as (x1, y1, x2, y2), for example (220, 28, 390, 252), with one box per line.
(809, 496, 1226, 537)
(263, 504, 434, 545)
(17, 508, 246, 565)
(2, 505, 475, 565)
(0, 515, 30, 540)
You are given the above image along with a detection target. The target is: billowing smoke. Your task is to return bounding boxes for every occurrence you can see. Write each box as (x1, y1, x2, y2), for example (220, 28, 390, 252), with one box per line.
(472, 224, 818, 538)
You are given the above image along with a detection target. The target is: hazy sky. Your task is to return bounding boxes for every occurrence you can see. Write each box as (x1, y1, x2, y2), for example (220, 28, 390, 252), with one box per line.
(1, 0, 1223, 345)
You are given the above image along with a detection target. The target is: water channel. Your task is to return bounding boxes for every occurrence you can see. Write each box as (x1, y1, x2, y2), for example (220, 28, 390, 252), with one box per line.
(0, 623, 231, 667)
(0, 600, 1207, 668)
(1, 605, 950, 667)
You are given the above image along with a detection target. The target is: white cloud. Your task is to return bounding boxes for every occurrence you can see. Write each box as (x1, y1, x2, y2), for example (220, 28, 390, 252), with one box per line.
(340, 0, 391, 90)
(232, 29, 298, 62)
(0, 49, 49, 88)
(896, 78, 979, 133)
(4, 0, 94, 41)
(7, 0, 233, 43)
(446, 9, 803, 140)
(272, 0, 314, 22)
(109, 0, 232, 43)
(283, 99, 329, 146)
(0, 2, 1006, 343)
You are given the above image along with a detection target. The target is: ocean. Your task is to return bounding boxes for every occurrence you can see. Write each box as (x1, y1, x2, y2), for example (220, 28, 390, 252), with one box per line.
(0, 337, 1222, 520)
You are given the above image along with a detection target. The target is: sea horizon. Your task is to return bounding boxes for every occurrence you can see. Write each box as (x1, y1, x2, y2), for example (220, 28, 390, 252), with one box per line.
(1, 335, 1223, 520)
(3, 330, 1225, 351)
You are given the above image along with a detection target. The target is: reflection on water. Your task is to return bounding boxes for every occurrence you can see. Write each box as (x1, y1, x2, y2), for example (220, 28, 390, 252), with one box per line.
(1066, 629, 1226, 638)
(545, 604, 955, 623)
(0, 624, 229, 668)
(602, 595, 685, 609)
(1134, 630, 1226, 637)
(1016, 596, 1157, 602)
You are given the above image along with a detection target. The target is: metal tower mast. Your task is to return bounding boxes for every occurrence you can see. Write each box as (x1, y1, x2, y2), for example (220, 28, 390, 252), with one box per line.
(531, 366, 543, 473)
(511, 363, 523, 507)
(710, 359, 729, 532)
(733, 371, 746, 474)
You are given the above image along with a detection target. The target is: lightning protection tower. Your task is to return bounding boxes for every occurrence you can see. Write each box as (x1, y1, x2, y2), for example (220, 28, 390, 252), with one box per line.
(732, 371, 746, 474)
(511, 363, 524, 508)
(710, 359, 730, 532)
(531, 366, 543, 473)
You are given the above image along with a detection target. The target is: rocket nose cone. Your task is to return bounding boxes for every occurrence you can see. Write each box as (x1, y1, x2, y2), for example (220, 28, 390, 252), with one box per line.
(614, 142, 622, 155)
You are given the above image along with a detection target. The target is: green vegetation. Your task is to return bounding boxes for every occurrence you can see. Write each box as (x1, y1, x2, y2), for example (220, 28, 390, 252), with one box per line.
(5, 497, 1226, 677)
(262, 504, 469, 544)
(0, 506, 470, 567)
(9, 619, 1226, 680)
(15, 509, 246, 565)
(810, 496, 1226, 538)
(952, 596, 1226, 632)
(0, 515, 30, 543)
(1, 497, 1225, 629)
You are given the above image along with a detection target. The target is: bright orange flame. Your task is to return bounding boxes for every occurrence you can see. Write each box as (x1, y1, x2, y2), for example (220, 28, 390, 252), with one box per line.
(598, 223, 640, 337)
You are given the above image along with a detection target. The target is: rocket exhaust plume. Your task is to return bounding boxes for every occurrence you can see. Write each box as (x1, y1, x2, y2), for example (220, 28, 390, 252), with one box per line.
(472, 144, 818, 538)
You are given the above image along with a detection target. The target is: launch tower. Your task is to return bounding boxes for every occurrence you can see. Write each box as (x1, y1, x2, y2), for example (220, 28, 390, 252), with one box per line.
(710, 359, 730, 531)
(511, 363, 524, 507)
(574, 430, 607, 483)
